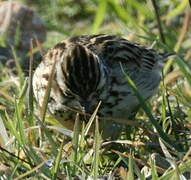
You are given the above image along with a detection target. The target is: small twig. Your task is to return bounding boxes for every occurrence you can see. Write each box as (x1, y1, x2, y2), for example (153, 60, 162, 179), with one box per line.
(14, 161, 47, 180)
(174, 9, 191, 52)
(189, 0, 191, 8)
(0, 145, 33, 166)
(151, 0, 166, 44)
(163, 9, 191, 74)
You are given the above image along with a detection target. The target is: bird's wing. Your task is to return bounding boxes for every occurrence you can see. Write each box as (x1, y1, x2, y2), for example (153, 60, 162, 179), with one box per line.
(67, 34, 159, 72)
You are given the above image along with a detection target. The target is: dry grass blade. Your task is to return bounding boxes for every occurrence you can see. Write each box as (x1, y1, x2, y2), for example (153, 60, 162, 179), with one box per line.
(112, 150, 165, 174)
(159, 138, 175, 166)
(14, 161, 47, 180)
(112, 149, 150, 168)
(0, 105, 6, 110)
(102, 140, 146, 148)
(72, 113, 80, 171)
(93, 116, 100, 179)
(0, 89, 15, 102)
(84, 101, 101, 136)
(164, 9, 191, 74)
(174, 9, 191, 52)
(0, 78, 19, 87)
(0, 116, 9, 148)
(40, 60, 56, 122)
(47, 126, 73, 138)
(164, 69, 183, 85)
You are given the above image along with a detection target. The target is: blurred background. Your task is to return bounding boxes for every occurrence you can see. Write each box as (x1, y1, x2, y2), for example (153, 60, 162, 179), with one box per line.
(0, 0, 190, 72)
(0, 0, 190, 49)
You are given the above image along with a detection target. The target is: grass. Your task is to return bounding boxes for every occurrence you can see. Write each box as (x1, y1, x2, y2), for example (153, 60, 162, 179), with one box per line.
(0, 0, 191, 179)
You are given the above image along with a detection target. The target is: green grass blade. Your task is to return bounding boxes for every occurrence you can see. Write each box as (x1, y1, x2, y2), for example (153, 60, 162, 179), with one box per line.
(127, 152, 134, 180)
(4, 112, 21, 145)
(150, 156, 158, 180)
(52, 140, 64, 180)
(84, 101, 101, 136)
(28, 43, 34, 127)
(15, 99, 27, 146)
(159, 160, 191, 180)
(165, 0, 188, 21)
(129, 1, 153, 18)
(175, 56, 191, 85)
(18, 77, 28, 105)
(120, 63, 179, 151)
(71, 113, 80, 173)
(11, 47, 24, 85)
(108, 0, 134, 24)
(92, 0, 107, 34)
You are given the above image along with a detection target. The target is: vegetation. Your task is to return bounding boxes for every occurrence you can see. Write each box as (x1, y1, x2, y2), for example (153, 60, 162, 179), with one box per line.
(0, 0, 191, 179)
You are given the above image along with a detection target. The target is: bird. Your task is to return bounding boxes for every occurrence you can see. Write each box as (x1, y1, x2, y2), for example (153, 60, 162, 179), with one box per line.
(33, 34, 169, 139)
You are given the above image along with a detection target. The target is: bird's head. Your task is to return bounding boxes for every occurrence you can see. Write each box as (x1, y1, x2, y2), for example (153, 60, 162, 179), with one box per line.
(55, 44, 107, 113)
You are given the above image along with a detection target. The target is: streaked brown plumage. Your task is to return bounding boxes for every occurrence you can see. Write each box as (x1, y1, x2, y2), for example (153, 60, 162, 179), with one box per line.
(33, 34, 169, 139)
